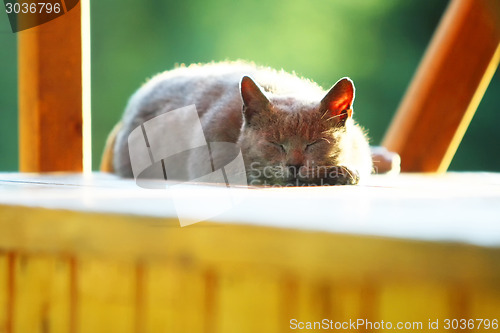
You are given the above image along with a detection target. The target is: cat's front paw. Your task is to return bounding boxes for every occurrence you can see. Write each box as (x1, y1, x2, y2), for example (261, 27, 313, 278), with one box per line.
(295, 165, 360, 186)
(371, 146, 400, 174)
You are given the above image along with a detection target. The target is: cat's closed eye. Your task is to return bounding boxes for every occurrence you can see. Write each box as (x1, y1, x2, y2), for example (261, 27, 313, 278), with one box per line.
(306, 140, 321, 151)
(269, 141, 286, 153)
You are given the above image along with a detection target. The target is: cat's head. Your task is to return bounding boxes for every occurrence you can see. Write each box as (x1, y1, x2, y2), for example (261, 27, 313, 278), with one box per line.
(238, 75, 370, 186)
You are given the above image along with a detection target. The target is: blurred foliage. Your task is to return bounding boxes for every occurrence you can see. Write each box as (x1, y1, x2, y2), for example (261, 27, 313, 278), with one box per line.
(0, 0, 498, 171)
(0, 12, 17, 171)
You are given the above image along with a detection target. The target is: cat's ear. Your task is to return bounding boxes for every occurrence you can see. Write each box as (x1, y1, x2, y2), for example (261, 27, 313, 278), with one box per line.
(320, 77, 355, 125)
(240, 76, 269, 122)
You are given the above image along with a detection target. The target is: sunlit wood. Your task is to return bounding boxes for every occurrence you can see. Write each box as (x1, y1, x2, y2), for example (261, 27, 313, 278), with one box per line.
(382, 0, 500, 172)
(18, 1, 91, 172)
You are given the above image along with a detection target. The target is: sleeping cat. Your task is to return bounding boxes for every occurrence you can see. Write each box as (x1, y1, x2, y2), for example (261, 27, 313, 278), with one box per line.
(112, 62, 374, 186)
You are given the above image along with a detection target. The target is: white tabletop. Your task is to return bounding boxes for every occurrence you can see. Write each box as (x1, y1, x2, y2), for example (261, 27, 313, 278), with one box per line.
(1, 172, 499, 247)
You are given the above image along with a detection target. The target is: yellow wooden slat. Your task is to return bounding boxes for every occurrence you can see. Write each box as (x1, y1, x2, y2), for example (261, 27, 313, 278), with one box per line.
(286, 278, 378, 332)
(216, 265, 281, 333)
(328, 282, 366, 325)
(0, 254, 8, 333)
(289, 277, 330, 326)
(76, 258, 135, 333)
(12, 254, 71, 333)
(379, 282, 450, 330)
(470, 287, 500, 331)
(143, 260, 205, 333)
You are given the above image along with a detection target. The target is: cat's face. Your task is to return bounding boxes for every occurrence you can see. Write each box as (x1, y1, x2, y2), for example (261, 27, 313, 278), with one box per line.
(238, 76, 361, 186)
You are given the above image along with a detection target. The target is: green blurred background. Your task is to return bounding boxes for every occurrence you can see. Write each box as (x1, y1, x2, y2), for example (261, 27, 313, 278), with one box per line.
(0, 0, 498, 171)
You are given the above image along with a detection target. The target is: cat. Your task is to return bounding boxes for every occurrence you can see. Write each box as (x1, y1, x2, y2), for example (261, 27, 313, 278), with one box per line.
(111, 61, 374, 186)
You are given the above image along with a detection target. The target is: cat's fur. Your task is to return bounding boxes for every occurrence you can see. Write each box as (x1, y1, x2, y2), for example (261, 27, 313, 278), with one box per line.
(114, 61, 373, 186)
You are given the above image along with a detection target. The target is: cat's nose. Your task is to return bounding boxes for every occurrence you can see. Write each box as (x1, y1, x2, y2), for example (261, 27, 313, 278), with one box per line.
(287, 150, 304, 168)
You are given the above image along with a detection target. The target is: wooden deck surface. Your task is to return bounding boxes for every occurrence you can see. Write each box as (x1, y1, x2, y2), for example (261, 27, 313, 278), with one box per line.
(0, 172, 499, 333)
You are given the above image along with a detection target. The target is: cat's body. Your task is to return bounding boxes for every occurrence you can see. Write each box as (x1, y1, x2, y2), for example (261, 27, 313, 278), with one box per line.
(114, 61, 373, 185)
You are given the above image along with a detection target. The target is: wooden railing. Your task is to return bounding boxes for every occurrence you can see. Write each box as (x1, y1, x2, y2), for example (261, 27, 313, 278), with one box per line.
(1, 173, 500, 333)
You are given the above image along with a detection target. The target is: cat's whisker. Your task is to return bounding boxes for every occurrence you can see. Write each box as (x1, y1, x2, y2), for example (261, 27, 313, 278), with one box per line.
(324, 114, 344, 122)
(342, 167, 359, 184)
(344, 168, 353, 180)
(321, 137, 331, 144)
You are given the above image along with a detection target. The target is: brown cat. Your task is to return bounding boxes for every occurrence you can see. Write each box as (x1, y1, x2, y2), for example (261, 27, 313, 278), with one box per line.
(112, 62, 374, 186)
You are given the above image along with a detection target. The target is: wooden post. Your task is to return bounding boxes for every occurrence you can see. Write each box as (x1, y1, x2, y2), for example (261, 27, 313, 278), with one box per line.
(382, 0, 500, 173)
(18, 0, 91, 173)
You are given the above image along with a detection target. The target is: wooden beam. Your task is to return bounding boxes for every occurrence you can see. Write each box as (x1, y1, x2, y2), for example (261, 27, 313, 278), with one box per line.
(18, 1, 91, 173)
(1, 171, 500, 332)
(382, 0, 500, 172)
